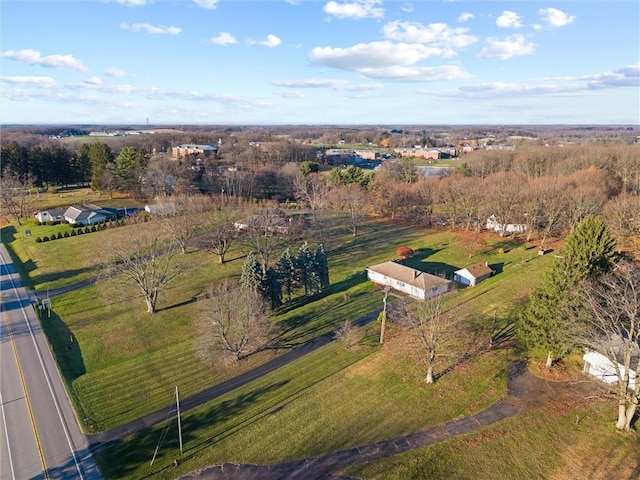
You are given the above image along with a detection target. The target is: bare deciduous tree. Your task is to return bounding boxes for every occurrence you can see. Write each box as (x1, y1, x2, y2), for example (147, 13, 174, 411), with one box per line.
(334, 320, 360, 349)
(393, 295, 461, 384)
(240, 208, 294, 275)
(197, 280, 271, 363)
(156, 194, 210, 254)
(107, 228, 182, 314)
(573, 266, 640, 431)
(330, 183, 366, 236)
(294, 171, 331, 232)
(0, 171, 35, 225)
(603, 193, 640, 260)
(202, 204, 242, 263)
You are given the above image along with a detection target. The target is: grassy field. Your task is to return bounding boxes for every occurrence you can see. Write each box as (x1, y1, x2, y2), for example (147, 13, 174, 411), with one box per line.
(344, 397, 639, 480)
(94, 330, 510, 479)
(6, 208, 604, 479)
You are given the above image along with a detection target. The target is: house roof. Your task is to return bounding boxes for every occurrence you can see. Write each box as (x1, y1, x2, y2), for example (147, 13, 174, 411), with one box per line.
(64, 204, 113, 221)
(36, 208, 67, 217)
(367, 261, 451, 291)
(175, 144, 217, 151)
(455, 262, 493, 279)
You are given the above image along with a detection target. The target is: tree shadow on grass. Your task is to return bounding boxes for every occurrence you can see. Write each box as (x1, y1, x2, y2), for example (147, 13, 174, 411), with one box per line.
(37, 305, 86, 383)
(398, 248, 457, 279)
(95, 380, 290, 479)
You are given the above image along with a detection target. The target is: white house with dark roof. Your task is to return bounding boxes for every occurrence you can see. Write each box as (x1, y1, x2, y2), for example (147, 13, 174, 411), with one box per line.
(453, 262, 494, 287)
(63, 204, 115, 226)
(34, 208, 67, 224)
(366, 261, 452, 300)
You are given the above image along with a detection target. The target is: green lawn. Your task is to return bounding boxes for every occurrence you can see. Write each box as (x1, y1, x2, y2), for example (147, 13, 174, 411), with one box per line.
(4, 215, 566, 478)
(95, 334, 509, 479)
(344, 400, 639, 480)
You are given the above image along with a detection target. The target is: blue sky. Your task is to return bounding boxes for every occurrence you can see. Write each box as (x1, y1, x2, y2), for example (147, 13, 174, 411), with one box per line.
(1, 0, 638, 125)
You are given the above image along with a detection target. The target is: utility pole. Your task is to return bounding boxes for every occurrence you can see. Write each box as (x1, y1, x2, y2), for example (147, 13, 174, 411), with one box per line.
(176, 385, 183, 455)
(380, 288, 389, 344)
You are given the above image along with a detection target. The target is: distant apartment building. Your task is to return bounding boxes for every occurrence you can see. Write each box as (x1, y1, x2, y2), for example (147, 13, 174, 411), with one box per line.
(172, 144, 218, 159)
(394, 147, 457, 160)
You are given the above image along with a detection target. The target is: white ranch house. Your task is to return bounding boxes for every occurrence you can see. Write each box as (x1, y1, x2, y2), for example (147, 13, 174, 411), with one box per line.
(453, 262, 494, 287)
(366, 261, 452, 300)
(34, 208, 66, 224)
(63, 204, 116, 226)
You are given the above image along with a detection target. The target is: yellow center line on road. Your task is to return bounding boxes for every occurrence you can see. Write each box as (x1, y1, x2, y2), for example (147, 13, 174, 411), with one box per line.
(1, 297, 50, 480)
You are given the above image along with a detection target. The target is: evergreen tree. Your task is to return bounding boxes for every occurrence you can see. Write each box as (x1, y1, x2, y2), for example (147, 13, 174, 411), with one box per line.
(264, 267, 283, 310)
(296, 241, 315, 296)
(314, 244, 330, 291)
(517, 216, 617, 368)
(276, 247, 297, 301)
(240, 253, 264, 293)
(115, 146, 148, 197)
(87, 143, 114, 192)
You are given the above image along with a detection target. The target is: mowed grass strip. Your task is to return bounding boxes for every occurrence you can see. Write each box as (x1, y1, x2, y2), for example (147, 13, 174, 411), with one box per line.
(95, 333, 508, 480)
(344, 399, 640, 480)
(13, 216, 554, 440)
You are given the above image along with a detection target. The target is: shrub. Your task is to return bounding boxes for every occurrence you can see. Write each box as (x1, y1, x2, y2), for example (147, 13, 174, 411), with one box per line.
(70, 230, 77, 236)
(91, 225, 97, 232)
(396, 246, 414, 259)
(64, 232, 70, 238)
(35, 237, 42, 243)
(56, 232, 63, 239)
(42, 236, 50, 242)
(84, 227, 91, 234)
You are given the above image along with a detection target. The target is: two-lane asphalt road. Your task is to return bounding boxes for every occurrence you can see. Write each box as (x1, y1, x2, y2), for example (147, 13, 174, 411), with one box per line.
(0, 244, 100, 480)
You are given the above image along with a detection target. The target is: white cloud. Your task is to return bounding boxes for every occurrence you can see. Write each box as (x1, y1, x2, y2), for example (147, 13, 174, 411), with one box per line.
(477, 35, 536, 60)
(272, 78, 383, 91)
(586, 64, 640, 89)
(358, 65, 471, 82)
(259, 34, 282, 48)
(105, 67, 131, 77)
(458, 12, 474, 23)
(210, 32, 237, 46)
(67, 80, 137, 94)
(1, 75, 58, 88)
(1, 49, 88, 71)
(308, 42, 472, 82)
(401, 3, 413, 14)
(323, 1, 384, 20)
(114, 0, 147, 6)
(382, 21, 477, 49)
(86, 76, 103, 85)
(194, 0, 219, 9)
(310, 41, 453, 71)
(120, 23, 181, 35)
(538, 8, 575, 28)
(279, 90, 305, 98)
(496, 11, 523, 28)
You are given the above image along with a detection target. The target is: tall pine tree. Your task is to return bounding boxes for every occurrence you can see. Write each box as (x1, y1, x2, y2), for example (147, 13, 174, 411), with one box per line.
(264, 267, 283, 310)
(276, 247, 297, 302)
(517, 216, 617, 368)
(296, 241, 315, 296)
(314, 244, 330, 291)
(240, 253, 264, 293)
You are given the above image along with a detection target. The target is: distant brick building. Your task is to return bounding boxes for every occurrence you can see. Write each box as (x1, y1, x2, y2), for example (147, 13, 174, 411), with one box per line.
(172, 144, 218, 159)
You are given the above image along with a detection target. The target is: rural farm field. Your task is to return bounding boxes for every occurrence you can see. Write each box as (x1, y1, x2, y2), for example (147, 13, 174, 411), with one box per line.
(5, 208, 637, 480)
